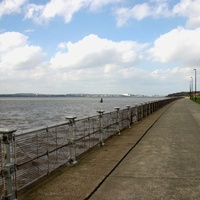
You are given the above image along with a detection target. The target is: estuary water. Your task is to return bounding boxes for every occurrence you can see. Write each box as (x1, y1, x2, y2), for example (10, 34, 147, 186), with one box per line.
(0, 97, 166, 132)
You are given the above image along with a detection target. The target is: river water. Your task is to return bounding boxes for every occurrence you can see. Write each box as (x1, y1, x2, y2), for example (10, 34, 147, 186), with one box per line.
(0, 97, 166, 131)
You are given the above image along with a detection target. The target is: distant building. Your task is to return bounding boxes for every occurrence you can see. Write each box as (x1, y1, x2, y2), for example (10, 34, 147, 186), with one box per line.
(122, 94, 131, 97)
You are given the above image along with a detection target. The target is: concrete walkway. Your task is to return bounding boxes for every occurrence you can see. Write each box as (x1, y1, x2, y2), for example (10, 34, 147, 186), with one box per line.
(89, 98, 200, 200)
(20, 98, 200, 200)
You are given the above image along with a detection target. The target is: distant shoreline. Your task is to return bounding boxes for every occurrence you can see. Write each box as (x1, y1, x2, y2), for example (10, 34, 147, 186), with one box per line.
(0, 93, 163, 98)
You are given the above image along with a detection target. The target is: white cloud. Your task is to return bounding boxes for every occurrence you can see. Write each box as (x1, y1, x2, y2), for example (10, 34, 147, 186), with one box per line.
(0, 32, 151, 94)
(24, 0, 82, 24)
(50, 34, 147, 69)
(149, 27, 200, 65)
(45, 34, 154, 94)
(2, 0, 200, 32)
(115, 0, 200, 29)
(173, 0, 200, 29)
(149, 66, 193, 94)
(0, 0, 27, 18)
(25, 4, 47, 24)
(58, 42, 67, 50)
(41, 0, 84, 23)
(0, 31, 196, 95)
(0, 32, 27, 52)
(24, 29, 34, 33)
(0, 32, 45, 70)
(151, 67, 191, 81)
(115, 0, 170, 27)
(24, 0, 123, 24)
(88, 0, 122, 11)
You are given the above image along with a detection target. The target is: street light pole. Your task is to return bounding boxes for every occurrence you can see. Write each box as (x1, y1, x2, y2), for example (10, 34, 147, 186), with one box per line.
(191, 77, 193, 99)
(194, 69, 197, 101)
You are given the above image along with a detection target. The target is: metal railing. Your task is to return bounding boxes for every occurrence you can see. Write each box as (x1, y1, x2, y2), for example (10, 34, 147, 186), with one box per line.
(0, 98, 177, 199)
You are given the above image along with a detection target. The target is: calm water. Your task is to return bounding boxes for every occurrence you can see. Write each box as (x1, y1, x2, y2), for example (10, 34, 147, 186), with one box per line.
(0, 97, 166, 131)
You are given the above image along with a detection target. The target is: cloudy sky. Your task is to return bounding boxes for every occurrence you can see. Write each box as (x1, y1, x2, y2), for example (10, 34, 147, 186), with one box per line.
(0, 0, 200, 96)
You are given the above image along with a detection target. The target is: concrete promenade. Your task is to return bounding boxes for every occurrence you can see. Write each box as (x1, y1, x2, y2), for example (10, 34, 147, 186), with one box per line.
(20, 98, 200, 200)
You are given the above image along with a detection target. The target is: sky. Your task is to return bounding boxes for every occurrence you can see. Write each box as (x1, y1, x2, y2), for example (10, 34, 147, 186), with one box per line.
(0, 0, 200, 96)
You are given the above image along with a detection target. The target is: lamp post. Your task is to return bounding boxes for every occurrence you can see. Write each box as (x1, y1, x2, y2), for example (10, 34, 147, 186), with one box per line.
(194, 69, 197, 101)
(191, 77, 193, 99)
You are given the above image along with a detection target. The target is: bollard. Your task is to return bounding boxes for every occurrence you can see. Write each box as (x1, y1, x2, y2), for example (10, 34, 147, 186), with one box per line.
(65, 116, 77, 166)
(115, 107, 121, 135)
(0, 128, 17, 200)
(126, 105, 131, 128)
(97, 110, 105, 146)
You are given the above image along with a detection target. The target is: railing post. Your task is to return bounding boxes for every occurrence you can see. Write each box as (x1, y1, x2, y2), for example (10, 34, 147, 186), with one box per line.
(150, 102, 153, 114)
(141, 104, 144, 119)
(115, 107, 121, 135)
(66, 116, 77, 166)
(147, 102, 150, 115)
(148, 102, 150, 115)
(88, 117, 91, 148)
(126, 105, 131, 128)
(145, 103, 147, 117)
(46, 128, 50, 175)
(134, 105, 138, 123)
(0, 128, 17, 200)
(97, 110, 105, 146)
(152, 102, 154, 113)
(153, 102, 156, 112)
(137, 105, 140, 121)
(143, 103, 146, 117)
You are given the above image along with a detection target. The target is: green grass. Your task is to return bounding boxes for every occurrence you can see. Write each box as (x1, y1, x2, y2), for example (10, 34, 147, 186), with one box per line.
(191, 97, 200, 104)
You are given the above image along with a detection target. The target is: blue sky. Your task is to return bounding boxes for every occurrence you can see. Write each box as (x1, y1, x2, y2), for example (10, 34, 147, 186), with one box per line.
(0, 0, 200, 96)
